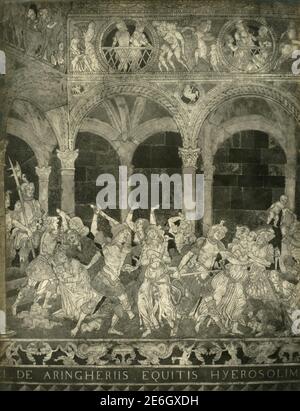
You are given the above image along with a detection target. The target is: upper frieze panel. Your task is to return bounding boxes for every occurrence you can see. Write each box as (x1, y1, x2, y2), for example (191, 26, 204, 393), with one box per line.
(69, 17, 300, 75)
(1, 1, 300, 76)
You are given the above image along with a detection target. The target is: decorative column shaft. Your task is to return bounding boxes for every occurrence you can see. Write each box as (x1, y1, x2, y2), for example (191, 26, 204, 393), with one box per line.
(285, 161, 297, 211)
(179, 147, 201, 229)
(203, 159, 215, 236)
(35, 166, 51, 214)
(0, 139, 8, 335)
(57, 149, 78, 217)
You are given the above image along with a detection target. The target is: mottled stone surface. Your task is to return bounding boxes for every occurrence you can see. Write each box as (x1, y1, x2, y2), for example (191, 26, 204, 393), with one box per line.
(213, 130, 286, 225)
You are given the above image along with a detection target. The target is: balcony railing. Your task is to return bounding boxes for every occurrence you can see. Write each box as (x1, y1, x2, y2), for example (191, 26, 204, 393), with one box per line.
(102, 46, 153, 72)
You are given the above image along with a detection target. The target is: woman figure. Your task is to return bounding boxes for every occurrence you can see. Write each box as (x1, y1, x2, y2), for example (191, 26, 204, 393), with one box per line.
(233, 21, 256, 71)
(138, 225, 175, 337)
(193, 225, 249, 334)
(214, 226, 251, 334)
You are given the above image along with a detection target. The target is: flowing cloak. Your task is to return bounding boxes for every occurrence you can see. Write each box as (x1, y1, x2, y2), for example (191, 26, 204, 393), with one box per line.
(57, 259, 100, 320)
(138, 258, 176, 330)
(138, 266, 159, 331)
(216, 265, 248, 325)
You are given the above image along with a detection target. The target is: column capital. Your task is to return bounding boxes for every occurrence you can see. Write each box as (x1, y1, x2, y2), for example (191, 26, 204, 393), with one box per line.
(0, 139, 8, 167)
(179, 147, 201, 169)
(57, 149, 78, 170)
(35, 166, 51, 180)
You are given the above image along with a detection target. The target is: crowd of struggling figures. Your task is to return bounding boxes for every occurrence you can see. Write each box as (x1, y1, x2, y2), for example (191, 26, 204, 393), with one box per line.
(5, 163, 300, 338)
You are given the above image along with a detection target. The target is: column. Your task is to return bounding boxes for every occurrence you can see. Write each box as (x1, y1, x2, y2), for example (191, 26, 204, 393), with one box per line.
(179, 147, 201, 230)
(203, 158, 215, 236)
(57, 149, 78, 217)
(0, 139, 10, 336)
(35, 166, 51, 214)
(285, 161, 297, 211)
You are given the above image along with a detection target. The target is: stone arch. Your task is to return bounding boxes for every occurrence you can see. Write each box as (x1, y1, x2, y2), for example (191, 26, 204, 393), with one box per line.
(69, 82, 187, 149)
(6, 118, 43, 166)
(79, 118, 120, 151)
(191, 83, 300, 147)
(210, 115, 288, 157)
(131, 117, 178, 146)
(6, 98, 58, 166)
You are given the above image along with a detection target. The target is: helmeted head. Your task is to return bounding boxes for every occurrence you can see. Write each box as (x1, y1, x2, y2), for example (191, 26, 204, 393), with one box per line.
(21, 181, 35, 200)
